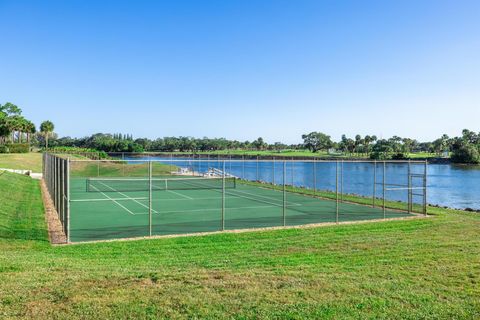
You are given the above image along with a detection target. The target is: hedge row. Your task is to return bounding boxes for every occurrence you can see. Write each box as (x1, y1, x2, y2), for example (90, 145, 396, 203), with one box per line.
(0, 144, 30, 153)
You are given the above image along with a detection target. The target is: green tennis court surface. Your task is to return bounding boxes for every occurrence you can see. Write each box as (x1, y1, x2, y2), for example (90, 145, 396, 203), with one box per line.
(69, 177, 411, 242)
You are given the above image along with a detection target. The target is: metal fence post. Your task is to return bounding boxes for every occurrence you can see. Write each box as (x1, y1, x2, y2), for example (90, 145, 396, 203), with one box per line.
(61, 158, 65, 225)
(407, 160, 412, 213)
(55, 156, 58, 210)
(256, 156, 259, 181)
(122, 152, 125, 177)
(313, 158, 316, 196)
(149, 160, 152, 237)
(242, 155, 245, 179)
(336, 161, 339, 223)
(383, 161, 386, 219)
(283, 161, 286, 226)
(341, 160, 344, 202)
(373, 160, 376, 207)
(272, 157, 275, 186)
(66, 158, 70, 243)
(291, 157, 294, 186)
(222, 160, 226, 231)
(423, 160, 428, 216)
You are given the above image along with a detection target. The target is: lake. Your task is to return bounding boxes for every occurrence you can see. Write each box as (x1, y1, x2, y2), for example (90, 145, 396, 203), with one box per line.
(121, 155, 480, 210)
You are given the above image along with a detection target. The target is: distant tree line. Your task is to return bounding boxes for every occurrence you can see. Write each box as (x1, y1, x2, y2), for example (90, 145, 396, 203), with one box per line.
(50, 134, 298, 153)
(300, 130, 480, 163)
(45, 130, 480, 163)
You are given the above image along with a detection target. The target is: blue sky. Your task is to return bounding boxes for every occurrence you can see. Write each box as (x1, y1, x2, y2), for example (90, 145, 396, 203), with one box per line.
(1, 0, 479, 143)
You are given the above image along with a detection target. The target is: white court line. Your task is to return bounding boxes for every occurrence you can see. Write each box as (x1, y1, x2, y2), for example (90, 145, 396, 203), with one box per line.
(234, 188, 303, 206)
(90, 185, 135, 215)
(167, 189, 194, 200)
(71, 197, 148, 202)
(153, 204, 280, 215)
(97, 181, 159, 214)
(223, 189, 302, 208)
(132, 202, 305, 216)
(146, 187, 303, 208)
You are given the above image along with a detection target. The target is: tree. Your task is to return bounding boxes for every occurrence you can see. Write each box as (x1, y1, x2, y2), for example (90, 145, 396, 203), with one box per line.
(0, 109, 8, 143)
(0, 102, 24, 144)
(251, 137, 266, 150)
(354, 135, 363, 154)
(371, 139, 394, 159)
(451, 143, 480, 164)
(302, 132, 333, 152)
(26, 121, 36, 144)
(40, 121, 55, 149)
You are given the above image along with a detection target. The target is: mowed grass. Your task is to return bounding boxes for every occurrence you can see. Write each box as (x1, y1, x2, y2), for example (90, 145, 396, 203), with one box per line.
(0, 172, 479, 319)
(0, 153, 43, 172)
(70, 160, 174, 178)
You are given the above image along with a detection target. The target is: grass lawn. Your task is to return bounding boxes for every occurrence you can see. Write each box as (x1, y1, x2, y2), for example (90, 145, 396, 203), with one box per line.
(0, 152, 43, 172)
(0, 171, 479, 319)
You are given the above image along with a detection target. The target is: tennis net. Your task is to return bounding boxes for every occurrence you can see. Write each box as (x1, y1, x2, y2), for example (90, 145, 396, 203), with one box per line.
(86, 176, 236, 192)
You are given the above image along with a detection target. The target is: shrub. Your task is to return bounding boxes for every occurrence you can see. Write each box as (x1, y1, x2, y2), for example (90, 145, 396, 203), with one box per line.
(451, 144, 480, 164)
(391, 152, 407, 160)
(370, 152, 389, 160)
(0, 145, 9, 153)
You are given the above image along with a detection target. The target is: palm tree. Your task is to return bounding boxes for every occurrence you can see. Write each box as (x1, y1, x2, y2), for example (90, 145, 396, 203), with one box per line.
(40, 120, 55, 149)
(7, 115, 21, 143)
(25, 121, 36, 144)
(354, 135, 363, 155)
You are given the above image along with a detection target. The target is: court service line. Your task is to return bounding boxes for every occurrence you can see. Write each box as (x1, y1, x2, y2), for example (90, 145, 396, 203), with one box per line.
(97, 181, 159, 214)
(90, 185, 135, 215)
(153, 204, 282, 215)
(185, 186, 303, 209)
(224, 189, 303, 208)
(234, 188, 303, 206)
(167, 189, 194, 200)
(70, 197, 148, 202)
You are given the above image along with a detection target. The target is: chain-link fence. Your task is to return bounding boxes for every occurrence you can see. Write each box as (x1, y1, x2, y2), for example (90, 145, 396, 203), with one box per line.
(43, 153, 70, 240)
(43, 153, 428, 243)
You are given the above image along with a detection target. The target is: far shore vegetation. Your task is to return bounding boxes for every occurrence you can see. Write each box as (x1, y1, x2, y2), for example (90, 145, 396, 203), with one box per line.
(1, 101, 480, 164)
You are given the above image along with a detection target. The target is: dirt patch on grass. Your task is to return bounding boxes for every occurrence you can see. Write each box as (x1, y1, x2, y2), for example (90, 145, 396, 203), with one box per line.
(40, 179, 67, 244)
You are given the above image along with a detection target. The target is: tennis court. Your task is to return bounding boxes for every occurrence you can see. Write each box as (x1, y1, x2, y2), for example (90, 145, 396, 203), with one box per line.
(69, 175, 410, 242)
(43, 154, 427, 243)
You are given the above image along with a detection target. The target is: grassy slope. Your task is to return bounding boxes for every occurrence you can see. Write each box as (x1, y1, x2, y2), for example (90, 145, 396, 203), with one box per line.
(0, 153, 42, 172)
(0, 173, 479, 319)
(0, 171, 47, 241)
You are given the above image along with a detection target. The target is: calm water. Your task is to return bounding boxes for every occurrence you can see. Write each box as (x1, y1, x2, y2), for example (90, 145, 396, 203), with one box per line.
(123, 156, 480, 210)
